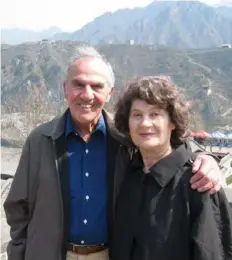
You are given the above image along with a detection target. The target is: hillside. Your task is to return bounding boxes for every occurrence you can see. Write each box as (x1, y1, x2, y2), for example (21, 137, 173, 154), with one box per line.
(54, 1, 232, 48)
(1, 41, 232, 131)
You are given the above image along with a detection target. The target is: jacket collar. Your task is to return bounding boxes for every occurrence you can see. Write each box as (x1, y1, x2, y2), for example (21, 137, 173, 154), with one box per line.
(65, 111, 106, 137)
(131, 142, 194, 187)
(39, 108, 132, 147)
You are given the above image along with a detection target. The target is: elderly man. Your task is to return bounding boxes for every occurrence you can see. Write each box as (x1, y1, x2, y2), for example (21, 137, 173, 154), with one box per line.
(4, 46, 221, 260)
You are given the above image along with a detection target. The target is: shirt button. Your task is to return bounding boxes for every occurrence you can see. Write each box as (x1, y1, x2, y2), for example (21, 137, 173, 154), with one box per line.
(85, 195, 89, 200)
(85, 172, 89, 177)
(83, 219, 88, 224)
(85, 149, 89, 154)
(81, 240, 84, 244)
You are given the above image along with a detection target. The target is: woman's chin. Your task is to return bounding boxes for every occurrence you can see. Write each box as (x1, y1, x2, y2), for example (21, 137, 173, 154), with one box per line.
(138, 141, 160, 151)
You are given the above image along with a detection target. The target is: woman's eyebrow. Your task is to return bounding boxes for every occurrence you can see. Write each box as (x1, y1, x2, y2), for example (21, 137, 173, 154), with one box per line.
(130, 108, 142, 112)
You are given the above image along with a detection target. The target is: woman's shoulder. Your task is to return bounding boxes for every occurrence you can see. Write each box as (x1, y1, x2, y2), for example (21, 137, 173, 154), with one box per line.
(179, 158, 194, 180)
(170, 142, 196, 182)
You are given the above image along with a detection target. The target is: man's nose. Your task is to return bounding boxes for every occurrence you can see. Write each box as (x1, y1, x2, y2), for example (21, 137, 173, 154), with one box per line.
(80, 85, 94, 100)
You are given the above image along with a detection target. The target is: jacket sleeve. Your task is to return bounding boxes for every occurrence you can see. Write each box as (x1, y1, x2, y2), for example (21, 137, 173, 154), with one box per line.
(190, 188, 232, 260)
(186, 139, 220, 163)
(3, 137, 31, 260)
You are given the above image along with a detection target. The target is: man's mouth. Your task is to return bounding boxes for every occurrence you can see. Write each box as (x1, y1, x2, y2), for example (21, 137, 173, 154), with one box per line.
(78, 104, 94, 108)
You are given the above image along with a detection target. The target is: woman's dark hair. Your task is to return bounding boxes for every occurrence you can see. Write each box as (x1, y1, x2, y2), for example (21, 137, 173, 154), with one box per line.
(114, 75, 190, 146)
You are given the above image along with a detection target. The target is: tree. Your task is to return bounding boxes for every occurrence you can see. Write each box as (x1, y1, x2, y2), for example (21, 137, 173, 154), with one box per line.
(1, 82, 67, 144)
(189, 111, 205, 132)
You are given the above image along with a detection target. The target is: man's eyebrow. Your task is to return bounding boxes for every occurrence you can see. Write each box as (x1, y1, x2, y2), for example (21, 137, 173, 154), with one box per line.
(71, 78, 106, 85)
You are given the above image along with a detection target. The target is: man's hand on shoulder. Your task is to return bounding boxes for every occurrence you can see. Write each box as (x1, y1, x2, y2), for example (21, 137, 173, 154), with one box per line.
(190, 153, 221, 194)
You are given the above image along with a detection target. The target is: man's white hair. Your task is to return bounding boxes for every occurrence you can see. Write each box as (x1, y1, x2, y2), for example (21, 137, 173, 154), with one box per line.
(68, 45, 115, 88)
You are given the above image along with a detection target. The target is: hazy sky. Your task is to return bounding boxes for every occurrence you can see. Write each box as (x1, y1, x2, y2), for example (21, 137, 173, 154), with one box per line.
(1, 0, 231, 32)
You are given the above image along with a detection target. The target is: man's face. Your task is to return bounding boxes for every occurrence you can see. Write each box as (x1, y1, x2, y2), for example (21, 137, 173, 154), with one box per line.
(64, 57, 114, 127)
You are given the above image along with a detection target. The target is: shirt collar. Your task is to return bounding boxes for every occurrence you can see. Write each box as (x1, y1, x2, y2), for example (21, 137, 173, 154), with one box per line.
(131, 143, 194, 187)
(65, 112, 106, 137)
(95, 113, 106, 136)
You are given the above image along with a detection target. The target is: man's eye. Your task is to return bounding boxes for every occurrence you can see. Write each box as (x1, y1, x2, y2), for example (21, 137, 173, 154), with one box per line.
(72, 80, 83, 87)
(92, 83, 104, 89)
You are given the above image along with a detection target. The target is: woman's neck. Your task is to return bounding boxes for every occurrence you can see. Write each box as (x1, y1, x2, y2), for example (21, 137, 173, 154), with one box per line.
(140, 144, 173, 173)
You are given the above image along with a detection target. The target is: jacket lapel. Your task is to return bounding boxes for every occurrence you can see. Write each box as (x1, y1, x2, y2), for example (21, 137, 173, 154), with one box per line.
(103, 110, 134, 245)
(103, 111, 120, 243)
(53, 134, 70, 259)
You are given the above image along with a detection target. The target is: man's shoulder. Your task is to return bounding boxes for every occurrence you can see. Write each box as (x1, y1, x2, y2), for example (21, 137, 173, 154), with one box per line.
(28, 114, 65, 140)
(103, 110, 133, 148)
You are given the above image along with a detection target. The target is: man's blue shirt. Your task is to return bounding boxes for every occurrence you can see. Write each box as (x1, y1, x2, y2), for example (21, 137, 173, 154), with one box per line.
(66, 112, 107, 245)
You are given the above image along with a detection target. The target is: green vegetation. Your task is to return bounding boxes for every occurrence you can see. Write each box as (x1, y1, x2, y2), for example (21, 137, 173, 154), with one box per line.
(226, 175, 232, 185)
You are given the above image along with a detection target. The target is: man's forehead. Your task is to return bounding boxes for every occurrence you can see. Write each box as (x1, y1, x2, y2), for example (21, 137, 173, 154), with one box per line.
(71, 74, 107, 85)
(68, 56, 110, 79)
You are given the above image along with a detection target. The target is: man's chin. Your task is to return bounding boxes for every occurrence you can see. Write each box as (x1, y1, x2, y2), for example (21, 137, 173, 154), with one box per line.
(70, 108, 102, 125)
(76, 113, 100, 124)
(77, 116, 95, 123)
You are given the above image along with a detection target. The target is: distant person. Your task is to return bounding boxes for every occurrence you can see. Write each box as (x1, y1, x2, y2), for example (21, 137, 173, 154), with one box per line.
(4, 46, 222, 260)
(113, 75, 232, 260)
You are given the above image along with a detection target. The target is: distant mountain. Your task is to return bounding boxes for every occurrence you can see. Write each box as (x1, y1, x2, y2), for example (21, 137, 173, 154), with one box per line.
(1, 27, 62, 45)
(214, 0, 232, 8)
(216, 6, 232, 20)
(54, 1, 232, 48)
(1, 41, 232, 130)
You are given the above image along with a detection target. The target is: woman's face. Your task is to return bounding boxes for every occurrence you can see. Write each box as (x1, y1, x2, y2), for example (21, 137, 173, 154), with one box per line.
(129, 99, 175, 151)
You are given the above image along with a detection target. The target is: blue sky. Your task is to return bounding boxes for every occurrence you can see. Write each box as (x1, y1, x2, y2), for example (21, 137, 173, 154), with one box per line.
(1, 0, 231, 32)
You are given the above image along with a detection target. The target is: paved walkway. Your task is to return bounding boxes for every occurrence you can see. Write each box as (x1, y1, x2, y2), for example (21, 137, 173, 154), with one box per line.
(224, 187, 232, 203)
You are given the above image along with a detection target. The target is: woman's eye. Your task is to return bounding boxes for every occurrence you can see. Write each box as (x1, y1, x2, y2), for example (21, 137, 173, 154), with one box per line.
(132, 114, 141, 117)
(150, 113, 159, 117)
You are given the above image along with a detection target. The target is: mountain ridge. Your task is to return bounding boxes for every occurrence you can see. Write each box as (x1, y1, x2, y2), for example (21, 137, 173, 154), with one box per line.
(53, 1, 232, 48)
(2, 2, 232, 47)
(1, 41, 232, 130)
(1, 27, 62, 45)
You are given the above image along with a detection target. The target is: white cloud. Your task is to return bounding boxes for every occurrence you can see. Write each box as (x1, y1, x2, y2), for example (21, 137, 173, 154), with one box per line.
(1, 0, 230, 32)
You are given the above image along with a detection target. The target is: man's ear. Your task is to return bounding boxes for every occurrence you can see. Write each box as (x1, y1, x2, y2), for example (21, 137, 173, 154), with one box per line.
(63, 81, 68, 100)
(106, 87, 115, 102)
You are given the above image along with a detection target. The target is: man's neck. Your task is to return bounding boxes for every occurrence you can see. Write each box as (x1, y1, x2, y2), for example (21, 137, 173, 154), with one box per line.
(73, 115, 101, 142)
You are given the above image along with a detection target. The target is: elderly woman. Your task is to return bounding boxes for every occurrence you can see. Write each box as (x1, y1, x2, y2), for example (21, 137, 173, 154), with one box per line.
(112, 76, 232, 260)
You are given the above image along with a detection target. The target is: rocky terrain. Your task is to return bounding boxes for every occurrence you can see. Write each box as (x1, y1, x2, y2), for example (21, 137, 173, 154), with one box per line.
(54, 1, 232, 48)
(1, 147, 21, 259)
(1, 41, 232, 131)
